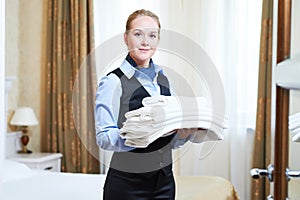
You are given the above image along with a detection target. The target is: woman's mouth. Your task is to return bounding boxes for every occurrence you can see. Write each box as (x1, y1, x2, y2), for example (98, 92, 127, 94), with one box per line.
(139, 48, 150, 53)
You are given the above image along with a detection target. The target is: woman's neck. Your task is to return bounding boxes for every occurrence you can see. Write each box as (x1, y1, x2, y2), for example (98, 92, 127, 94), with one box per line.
(129, 54, 150, 68)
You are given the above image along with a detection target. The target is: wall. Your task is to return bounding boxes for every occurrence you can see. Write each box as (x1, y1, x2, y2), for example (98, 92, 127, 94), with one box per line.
(5, 0, 19, 117)
(0, 0, 5, 187)
(5, 0, 45, 152)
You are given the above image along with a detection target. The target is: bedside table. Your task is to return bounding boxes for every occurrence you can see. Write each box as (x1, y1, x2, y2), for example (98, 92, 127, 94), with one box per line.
(8, 152, 63, 172)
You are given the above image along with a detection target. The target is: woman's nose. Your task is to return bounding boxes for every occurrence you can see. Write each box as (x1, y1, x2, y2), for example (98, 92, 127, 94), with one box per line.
(140, 35, 150, 46)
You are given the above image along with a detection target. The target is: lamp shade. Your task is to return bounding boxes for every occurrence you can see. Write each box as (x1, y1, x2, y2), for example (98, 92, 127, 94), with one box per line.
(10, 107, 39, 126)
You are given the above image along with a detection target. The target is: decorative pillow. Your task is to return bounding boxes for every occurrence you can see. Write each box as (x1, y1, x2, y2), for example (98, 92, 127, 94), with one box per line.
(3, 159, 34, 182)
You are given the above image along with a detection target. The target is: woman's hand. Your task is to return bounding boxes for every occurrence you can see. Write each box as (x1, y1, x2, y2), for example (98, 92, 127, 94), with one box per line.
(177, 128, 199, 139)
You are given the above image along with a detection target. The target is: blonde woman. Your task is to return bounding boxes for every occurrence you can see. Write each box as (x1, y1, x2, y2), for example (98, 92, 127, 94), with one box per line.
(95, 9, 195, 200)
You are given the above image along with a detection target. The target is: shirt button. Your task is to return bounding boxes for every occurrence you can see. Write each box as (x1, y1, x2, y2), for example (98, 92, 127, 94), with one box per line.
(158, 149, 163, 154)
(160, 162, 164, 167)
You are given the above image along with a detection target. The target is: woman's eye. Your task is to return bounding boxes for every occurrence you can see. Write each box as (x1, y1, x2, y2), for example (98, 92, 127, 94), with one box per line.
(150, 34, 157, 39)
(134, 32, 142, 37)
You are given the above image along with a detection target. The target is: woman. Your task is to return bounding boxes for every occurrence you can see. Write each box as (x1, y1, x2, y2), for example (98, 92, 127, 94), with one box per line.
(95, 9, 195, 200)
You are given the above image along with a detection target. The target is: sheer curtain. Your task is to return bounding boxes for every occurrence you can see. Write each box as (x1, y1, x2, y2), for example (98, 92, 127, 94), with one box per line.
(93, 1, 262, 199)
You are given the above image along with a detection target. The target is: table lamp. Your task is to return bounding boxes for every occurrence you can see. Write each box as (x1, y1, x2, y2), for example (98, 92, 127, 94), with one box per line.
(10, 107, 39, 154)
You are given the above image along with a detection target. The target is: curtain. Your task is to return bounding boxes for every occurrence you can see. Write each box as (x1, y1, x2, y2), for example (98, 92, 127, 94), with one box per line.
(251, 0, 273, 199)
(42, 0, 99, 173)
(166, 1, 262, 199)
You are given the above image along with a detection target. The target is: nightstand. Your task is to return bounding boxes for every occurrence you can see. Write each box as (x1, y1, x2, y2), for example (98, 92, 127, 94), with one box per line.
(8, 152, 63, 172)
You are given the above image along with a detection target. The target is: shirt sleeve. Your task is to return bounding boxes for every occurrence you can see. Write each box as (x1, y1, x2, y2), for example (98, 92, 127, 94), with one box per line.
(94, 74, 135, 152)
(170, 132, 192, 149)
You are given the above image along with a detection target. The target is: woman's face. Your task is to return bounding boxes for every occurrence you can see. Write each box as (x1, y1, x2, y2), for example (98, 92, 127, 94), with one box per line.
(124, 16, 160, 67)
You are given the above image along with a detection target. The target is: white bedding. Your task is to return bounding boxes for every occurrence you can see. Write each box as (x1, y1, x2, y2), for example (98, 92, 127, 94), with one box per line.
(2, 160, 105, 200)
(2, 160, 241, 200)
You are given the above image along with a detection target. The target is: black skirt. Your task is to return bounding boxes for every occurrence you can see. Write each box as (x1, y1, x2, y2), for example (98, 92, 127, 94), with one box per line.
(103, 165, 175, 200)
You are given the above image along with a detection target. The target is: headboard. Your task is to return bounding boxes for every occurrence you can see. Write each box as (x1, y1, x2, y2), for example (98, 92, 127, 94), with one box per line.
(6, 132, 22, 157)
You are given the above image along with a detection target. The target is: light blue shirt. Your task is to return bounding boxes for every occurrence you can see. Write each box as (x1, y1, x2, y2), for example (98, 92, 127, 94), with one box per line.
(95, 58, 189, 152)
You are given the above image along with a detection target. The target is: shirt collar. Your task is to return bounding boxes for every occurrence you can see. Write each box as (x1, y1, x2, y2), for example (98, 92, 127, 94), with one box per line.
(120, 55, 163, 79)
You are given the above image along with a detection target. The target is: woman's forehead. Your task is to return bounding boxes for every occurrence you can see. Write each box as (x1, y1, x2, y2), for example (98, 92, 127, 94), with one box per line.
(129, 16, 159, 30)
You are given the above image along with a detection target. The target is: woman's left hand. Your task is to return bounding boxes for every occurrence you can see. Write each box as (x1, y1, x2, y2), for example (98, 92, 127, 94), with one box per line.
(177, 128, 199, 139)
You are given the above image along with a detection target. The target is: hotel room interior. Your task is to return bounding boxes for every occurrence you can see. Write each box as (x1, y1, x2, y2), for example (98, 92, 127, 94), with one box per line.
(1, 0, 300, 199)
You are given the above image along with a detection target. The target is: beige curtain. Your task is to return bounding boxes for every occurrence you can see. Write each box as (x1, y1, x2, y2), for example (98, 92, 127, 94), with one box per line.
(42, 0, 99, 173)
(251, 0, 273, 199)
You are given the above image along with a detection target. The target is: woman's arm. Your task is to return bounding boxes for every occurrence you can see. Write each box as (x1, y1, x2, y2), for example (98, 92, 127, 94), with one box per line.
(94, 74, 135, 152)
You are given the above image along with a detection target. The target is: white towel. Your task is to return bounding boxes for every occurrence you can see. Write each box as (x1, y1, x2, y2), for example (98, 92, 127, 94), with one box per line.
(120, 116, 213, 138)
(292, 132, 300, 142)
(289, 112, 300, 130)
(121, 114, 227, 137)
(142, 95, 208, 106)
(120, 95, 228, 148)
(125, 132, 223, 148)
(123, 123, 225, 148)
(124, 106, 213, 123)
(288, 112, 300, 142)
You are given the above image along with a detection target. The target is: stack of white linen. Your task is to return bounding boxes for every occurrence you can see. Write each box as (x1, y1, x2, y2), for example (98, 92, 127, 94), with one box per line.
(120, 95, 228, 148)
(289, 112, 300, 142)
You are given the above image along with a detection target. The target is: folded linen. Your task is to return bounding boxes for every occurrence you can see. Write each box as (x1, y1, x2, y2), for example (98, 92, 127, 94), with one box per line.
(292, 132, 300, 142)
(289, 112, 300, 123)
(121, 116, 228, 147)
(120, 117, 213, 139)
(121, 114, 228, 138)
(123, 123, 225, 148)
(124, 106, 213, 123)
(142, 95, 209, 107)
(288, 112, 300, 142)
(120, 95, 228, 148)
(289, 126, 300, 142)
(289, 112, 300, 130)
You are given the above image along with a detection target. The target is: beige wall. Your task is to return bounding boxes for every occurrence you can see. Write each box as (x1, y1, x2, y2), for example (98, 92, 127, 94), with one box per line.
(5, 0, 45, 152)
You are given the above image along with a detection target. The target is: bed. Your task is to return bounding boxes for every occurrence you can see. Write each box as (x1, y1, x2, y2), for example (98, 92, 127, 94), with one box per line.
(2, 159, 240, 200)
(3, 132, 240, 200)
(2, 160, 105, 200)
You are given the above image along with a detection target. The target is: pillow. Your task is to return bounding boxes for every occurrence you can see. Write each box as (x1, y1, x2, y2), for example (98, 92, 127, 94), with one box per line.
(3, 159, 34, 182)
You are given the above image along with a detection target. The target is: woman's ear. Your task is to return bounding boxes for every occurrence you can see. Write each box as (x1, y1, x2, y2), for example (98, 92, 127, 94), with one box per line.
(124, 32, 128, 46)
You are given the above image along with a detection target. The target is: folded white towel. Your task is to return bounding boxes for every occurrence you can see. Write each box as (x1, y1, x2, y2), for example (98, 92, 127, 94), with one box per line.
(142, 95, 209, 110)
(123, 123, 225, 148)
(288, 112, 300, 142)
(124, 106, 213, 123)
(120, 116, 214, 139)
(121, 116, 228, 147)
(120, 95, 228, 148)
(289, 112, 300, 130)
(121, 114, 228, 136)
(289, 112, 300, 123)
(292, 132, 300, 142)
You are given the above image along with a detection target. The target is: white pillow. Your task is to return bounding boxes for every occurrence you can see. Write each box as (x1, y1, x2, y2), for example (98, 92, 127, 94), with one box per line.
(3, 159, 34, 182)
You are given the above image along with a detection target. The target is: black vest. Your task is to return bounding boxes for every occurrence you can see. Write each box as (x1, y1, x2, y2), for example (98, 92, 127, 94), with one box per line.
(108, 68, 175, 173)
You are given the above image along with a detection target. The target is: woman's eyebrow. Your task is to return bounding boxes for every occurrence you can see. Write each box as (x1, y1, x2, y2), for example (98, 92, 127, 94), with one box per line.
(132, 28, 143, 32)
(132, 28, 158, 32)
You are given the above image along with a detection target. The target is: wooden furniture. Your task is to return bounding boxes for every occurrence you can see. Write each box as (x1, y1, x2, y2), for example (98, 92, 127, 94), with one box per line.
(6, 132, 63, 172)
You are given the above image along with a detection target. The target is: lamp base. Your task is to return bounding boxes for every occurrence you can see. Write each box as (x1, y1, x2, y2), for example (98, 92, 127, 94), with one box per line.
(18, 149, 32, 154)
(18, 133, 32, 154)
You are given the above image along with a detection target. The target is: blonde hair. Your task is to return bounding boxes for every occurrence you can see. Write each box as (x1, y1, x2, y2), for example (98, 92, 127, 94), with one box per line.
(126, 9, 161, 34)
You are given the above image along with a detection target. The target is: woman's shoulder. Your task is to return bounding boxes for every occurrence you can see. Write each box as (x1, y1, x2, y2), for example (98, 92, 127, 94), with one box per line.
(98, 69, 121, 87)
